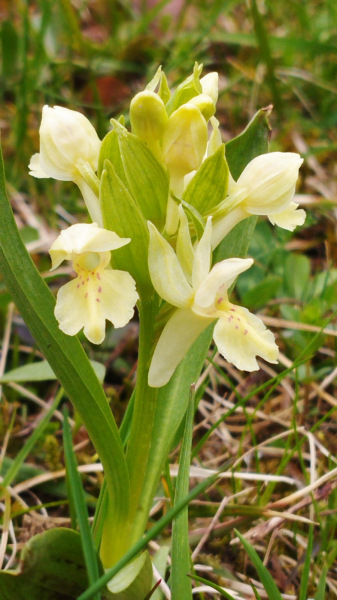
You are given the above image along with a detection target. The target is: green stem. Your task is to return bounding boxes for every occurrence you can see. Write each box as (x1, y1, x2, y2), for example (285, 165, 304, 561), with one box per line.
(126, 292, 158, 544)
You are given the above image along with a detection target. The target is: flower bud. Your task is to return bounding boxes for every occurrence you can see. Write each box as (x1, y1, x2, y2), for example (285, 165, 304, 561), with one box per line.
(162, 103, 208, 180)
(38, 105, 101, 181)
(130, 90, 168, 160)
(189, 93, 215, 121)
(236, 152, 303, 215)
(200, 72, 219, 104)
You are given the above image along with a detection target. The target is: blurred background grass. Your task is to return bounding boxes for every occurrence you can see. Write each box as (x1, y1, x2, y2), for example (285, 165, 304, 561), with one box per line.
(1, 1, 337, 597)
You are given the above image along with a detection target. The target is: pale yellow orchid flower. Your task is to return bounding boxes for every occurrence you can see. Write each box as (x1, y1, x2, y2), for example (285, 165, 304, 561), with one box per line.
(147, 209, 278, 387)
(211, 152, 305, 248)
(29, 106, 102, 225)
(50, 223, 138, 344)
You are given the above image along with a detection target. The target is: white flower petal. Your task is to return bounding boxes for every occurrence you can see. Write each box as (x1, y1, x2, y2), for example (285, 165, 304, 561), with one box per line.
(200, 72, 219, 104)
(192, 217, 212, 290)
(50, 224, 130, 268)
(194, 258, 253, 308)
(39, 105, 101, 181)
(237, 152, 302, 214)
(148, 308, 212, 387)
(245, 184, 296, 216)
(213, 304, 279, 371)
(28, 153, 50, 179)
(269, 202, 306, 231)
(207, 117, 222, 158)
(148, 221, 193, 308)
(94, 269, 138, 329)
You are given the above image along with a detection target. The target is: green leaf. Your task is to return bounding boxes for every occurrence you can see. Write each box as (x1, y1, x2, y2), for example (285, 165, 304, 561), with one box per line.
(0, 359, 106, 384)
(165, 63, 203, 116)
(234, 529, 283, 600)
(100, 160, 151, 288)
(225, 107, 272, 180)
(0, 143, 130, 566)
(284, 254, 311, 301)
(98, 130, 127, 184)
(183, 145, 228, 214)
(181, 199, 205, 239)
(241, 276, 282, 310)
(110, 120, 169, 230)
(0, 528, 110, 600)
(63, 409, 101, 599)
(187, 574, 237, 599)
(145, 66, 170, 104)
(171, 391, 194, 600)
(106, 552, 153, 599)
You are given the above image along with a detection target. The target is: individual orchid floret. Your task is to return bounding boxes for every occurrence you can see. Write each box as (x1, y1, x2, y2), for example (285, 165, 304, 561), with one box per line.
(147, 211, 278, 387)
(162, 103, 208, 234)
(29, 106, 102, 225)
(211, 152, 305, 248)
(130, 90, 168, 162)
(50, 223, 138, 345)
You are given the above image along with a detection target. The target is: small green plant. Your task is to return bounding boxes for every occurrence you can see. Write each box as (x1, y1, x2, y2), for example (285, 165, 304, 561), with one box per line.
(0, 64, 306, 598)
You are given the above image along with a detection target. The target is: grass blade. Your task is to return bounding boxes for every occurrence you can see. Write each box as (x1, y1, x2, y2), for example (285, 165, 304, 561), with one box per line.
(299, 525, 314, 600)
(234, 529, 282, 600)
(315, 566, 327, 600)
(171, 387, 195, 599)
(63, 407, 100, 600)
(188, 573, 237, 599)
(1, 388, 63, 488)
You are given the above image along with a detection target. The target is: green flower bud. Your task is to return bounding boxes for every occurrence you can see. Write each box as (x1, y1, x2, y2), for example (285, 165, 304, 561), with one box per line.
(162, 103, 208, 180)
(189, 93, 215, 121)
(130, 90, 168, 161)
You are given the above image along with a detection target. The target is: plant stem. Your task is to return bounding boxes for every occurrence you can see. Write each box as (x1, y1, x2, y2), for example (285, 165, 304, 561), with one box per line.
(126, 292, 159, 543)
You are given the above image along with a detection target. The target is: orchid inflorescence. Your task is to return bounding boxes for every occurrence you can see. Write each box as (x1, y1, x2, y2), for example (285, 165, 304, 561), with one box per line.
(29, 64, 305, 389)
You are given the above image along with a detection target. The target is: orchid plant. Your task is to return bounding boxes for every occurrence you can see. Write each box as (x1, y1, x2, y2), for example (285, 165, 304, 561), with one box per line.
(0, 64, 304, 598)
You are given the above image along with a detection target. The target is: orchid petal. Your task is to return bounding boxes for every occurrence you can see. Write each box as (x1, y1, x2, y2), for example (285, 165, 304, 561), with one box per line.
(194, 258, 253, 308)
(213, 304, 278, 371)
(148, 221, 193, 308)
(50, 223, 130, 270)
(269, 202, 306, 231)
(28, 153, 50, 179)
(148, 308, 212, 387)
(55, 268, 138, 344)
